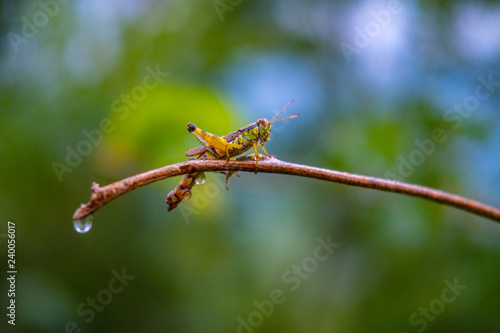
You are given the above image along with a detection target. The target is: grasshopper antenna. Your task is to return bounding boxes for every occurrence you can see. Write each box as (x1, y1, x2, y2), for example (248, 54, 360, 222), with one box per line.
(270, 100, 294, 122)
(270, 113, 301, 124)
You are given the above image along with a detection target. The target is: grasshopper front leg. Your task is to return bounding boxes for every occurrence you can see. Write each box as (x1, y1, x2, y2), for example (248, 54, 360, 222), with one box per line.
(252, 142, 271, 166)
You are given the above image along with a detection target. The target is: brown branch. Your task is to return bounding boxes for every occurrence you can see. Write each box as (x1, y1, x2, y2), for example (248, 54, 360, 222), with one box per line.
(72, 157, 500, 223)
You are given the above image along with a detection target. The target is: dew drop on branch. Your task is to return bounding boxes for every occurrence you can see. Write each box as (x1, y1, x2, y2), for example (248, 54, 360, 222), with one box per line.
(73, 215, 93, 234)
(195, 173, 206, 185)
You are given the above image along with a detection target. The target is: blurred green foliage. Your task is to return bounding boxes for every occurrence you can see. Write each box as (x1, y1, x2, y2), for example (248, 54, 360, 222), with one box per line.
(0, 0, 499, 332)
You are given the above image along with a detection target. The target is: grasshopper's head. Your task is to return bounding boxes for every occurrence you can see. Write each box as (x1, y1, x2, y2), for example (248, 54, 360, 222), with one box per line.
(257, 101, 301, 143)
(257, 118, 272, 143)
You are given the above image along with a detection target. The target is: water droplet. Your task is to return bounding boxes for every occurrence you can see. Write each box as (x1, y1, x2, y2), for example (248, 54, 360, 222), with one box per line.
(73, 215, 93, 234)
(195, 173, 206, 185)
(183, 191, 192, 200)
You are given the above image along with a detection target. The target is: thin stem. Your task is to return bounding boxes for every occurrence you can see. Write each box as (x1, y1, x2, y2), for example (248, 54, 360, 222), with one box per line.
(72, 157, 500, 223)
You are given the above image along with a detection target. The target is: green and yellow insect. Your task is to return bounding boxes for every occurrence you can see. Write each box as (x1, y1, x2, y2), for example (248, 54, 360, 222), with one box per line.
(165, 101, 300, 211)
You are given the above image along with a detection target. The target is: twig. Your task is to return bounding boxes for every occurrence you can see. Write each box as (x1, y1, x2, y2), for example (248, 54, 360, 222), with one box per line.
(72, 157, 500, 223)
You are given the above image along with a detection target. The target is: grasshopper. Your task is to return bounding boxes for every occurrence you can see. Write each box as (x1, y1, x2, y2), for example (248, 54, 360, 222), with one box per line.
(165, 101, 299, 211)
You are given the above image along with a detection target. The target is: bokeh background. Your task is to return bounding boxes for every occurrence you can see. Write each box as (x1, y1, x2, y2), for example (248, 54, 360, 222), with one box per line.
(1, 0, 499, 332)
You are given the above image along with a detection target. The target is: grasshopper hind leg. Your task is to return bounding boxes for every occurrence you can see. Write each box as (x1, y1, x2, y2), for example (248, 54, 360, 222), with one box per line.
(188, 122, 243, 159)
